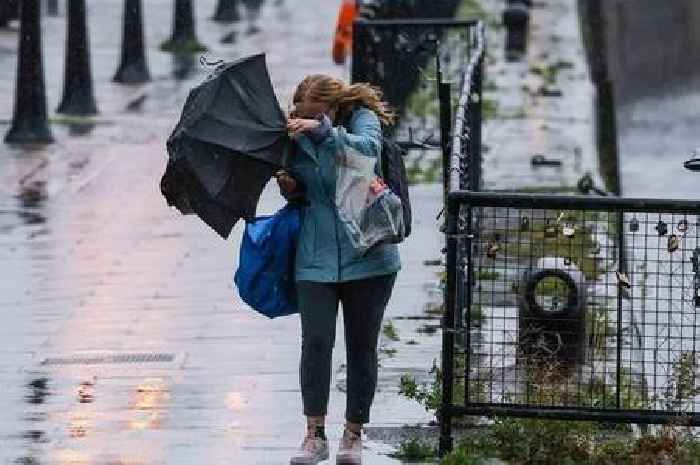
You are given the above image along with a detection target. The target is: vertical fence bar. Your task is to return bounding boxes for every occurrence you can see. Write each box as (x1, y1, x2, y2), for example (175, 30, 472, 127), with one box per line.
(616, 210, 625, 408)
(440, 198, 459, 457)
(472, 53, 483, 191)
(438, 54, 453, 205)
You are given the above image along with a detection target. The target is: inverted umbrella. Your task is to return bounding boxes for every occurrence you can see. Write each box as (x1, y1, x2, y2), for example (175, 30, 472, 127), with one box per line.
(160, 53, 291, 238)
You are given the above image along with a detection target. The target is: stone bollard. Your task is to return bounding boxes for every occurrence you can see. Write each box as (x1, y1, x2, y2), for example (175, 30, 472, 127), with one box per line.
(502, 0, 530, 61)
(241, 0, 263, 35)
(0, 0, 20, 28)
(213, 0, 241, 22)
(57, 0, 98, 115)
(5, 0, 54, 144)
(113, 0, 151, 83)
(160, 0, 207, 53)
(47, 0, 60, 16)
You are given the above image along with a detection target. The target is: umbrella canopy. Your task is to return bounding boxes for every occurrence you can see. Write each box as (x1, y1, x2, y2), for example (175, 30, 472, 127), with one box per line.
(161, 53, 291, 238)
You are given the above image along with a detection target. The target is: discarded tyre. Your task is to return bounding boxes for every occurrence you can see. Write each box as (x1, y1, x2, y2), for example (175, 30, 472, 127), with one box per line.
(518, 266, 587, 368)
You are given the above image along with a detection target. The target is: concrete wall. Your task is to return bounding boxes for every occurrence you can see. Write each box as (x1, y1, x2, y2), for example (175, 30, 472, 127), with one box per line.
(601, 0, 700, 102)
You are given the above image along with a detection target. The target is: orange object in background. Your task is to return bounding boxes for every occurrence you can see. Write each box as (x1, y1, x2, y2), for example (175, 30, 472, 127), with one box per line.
(332, 0, 357, 65)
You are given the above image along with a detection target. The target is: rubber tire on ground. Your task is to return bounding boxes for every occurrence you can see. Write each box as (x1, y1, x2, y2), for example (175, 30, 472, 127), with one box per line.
(521, 268, 582, 320)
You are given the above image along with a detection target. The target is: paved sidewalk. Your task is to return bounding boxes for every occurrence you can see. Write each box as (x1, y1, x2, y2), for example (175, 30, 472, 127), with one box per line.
(479, 0, 602, 192)
(0, 1, 441, 464)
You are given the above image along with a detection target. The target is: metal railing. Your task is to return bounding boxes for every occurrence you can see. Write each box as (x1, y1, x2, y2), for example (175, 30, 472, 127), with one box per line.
(352, 18, 481, 143)
(441, 124, 700, 455)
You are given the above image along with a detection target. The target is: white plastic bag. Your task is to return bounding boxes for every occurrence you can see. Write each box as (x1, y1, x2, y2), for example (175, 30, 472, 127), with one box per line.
(335, 143, 405, 254)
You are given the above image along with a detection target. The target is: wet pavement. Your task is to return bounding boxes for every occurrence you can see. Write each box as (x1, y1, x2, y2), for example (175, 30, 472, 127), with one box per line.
(479, 0, 602, 192)
(0, 1, 443, 464)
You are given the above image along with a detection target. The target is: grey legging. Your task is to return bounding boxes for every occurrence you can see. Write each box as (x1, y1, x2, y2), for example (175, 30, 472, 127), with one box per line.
(297, 273, 397, 424)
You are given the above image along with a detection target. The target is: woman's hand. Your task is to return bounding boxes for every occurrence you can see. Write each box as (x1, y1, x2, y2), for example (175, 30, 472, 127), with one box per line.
(287, 118, 320, 137)
(275, 170, 298, 193)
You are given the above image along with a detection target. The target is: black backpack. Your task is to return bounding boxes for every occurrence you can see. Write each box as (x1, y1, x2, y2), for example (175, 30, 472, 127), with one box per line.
(375, 137, 412, 240)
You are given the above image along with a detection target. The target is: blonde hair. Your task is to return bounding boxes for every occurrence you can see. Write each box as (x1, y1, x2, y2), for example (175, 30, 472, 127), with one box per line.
(293, 74, 396, 126)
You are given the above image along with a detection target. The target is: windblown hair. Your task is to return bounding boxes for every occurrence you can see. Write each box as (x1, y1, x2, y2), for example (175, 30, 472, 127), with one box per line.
(293, 74, 396, 126)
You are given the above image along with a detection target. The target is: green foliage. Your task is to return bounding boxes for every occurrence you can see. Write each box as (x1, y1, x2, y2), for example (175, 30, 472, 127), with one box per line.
(456, 0, 487, 20)
(476, 269, 500, 280)
(406, 155, 442, 185)
(534, 276, 569, 297)
(482, 98, 499, 120)
(399, 371, 442, 413)
(383, 320, 400, 341)
(440, 448, 489, 465)
(492, 417, 598, 465)
(391, 438, 438, 461)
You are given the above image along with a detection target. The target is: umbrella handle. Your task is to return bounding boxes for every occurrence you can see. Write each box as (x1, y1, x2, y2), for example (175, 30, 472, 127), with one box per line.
(199, 54, 224, 68)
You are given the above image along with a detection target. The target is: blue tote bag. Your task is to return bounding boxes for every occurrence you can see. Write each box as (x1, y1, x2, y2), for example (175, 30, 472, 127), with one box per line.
(234, 204, 300, 318)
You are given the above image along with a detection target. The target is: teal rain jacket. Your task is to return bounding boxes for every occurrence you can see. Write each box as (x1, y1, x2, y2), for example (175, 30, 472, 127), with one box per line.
(287, 107, 401, 283)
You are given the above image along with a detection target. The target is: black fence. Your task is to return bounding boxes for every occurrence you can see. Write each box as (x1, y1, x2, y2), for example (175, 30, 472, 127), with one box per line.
(352, 7, 700, 458)
(352, 18, 481, 144)
(357, 0, 463, 20)
(441, 183, 700, 451)
(433, 10, 700, 457)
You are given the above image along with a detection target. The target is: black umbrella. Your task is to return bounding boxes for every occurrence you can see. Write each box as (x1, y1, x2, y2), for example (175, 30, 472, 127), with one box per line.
(161, 53, 291, 238)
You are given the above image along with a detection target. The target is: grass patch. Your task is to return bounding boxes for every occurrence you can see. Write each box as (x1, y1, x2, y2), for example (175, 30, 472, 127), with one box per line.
(390, 438, 437, 461)
(534, 275, 569, 297)
(417, 324, 440, 335)
(407, 154, 442, 185)
(476, 268, 500, 280)
(424, 302, 444, 316)
(456, 0, 487, 19)
(380, 347, 397, 357)
(159, 38, 207, 53)
(482, 98, 499, 120)
(530, 61, 573, 87)
(383, 320, 400, 342)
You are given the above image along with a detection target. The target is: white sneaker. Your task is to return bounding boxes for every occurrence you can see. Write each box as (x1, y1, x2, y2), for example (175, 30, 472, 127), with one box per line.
(336, 429, 362, 465)
(290, 434, 329, 465)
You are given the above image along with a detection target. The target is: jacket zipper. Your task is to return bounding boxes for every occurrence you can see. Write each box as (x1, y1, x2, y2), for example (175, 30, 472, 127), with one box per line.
(334, 210, 342, 281)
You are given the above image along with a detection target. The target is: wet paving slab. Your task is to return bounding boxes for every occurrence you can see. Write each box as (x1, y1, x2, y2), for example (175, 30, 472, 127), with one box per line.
(0, 1, 445, 463)
(478, 0, 601, 192)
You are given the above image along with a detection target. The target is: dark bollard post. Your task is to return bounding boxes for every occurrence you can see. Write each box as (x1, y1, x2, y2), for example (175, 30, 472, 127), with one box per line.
(113, 0, 151, 83)
(5, 0, 54, 144)
(47, 0, 59, 16)
(213, 0, 241, 22)
(160, 0, 206, 53)
(57, 0, 98, 115)
(502, 0, 530, 61)
(0, 0, 20, 27)
(241, 0, 263, 35)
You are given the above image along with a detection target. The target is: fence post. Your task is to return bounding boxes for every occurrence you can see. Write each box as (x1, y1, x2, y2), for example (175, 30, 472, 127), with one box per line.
(438, 53, 452, 206)
(472, 54, 484, 191)
(440, 198, 459, 457)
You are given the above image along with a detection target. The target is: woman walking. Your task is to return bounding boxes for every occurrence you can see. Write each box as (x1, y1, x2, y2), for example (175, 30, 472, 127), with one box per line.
(277, 75, 401, 465)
